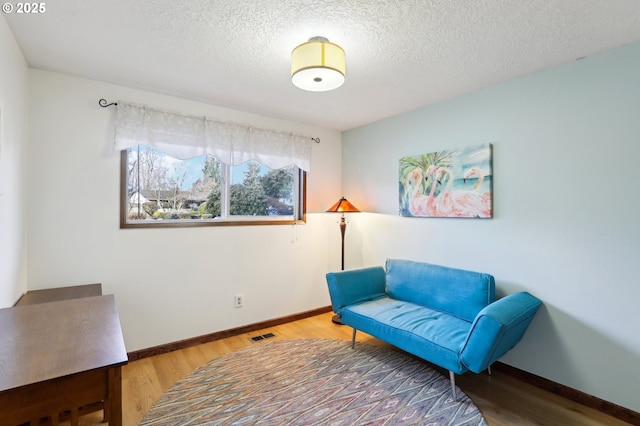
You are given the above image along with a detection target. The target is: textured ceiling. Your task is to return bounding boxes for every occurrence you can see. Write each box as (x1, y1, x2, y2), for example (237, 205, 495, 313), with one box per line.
(5, 0, 640, 130)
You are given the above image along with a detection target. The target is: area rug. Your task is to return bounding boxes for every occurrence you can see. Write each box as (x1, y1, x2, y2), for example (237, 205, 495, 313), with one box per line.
(140, 339, 487, 425)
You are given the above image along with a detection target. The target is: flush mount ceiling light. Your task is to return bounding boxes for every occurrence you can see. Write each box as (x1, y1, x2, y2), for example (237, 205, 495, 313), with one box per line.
(291, 36, 346, 92)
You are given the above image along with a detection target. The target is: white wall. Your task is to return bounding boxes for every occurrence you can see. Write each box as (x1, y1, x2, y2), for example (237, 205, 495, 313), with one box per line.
(27, 70, 343, 352)
(341, 42, 640, 412)
(0, 16, 28, 307)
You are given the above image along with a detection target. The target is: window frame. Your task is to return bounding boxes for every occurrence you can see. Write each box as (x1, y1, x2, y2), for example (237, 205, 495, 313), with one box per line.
(119, 150, 306, 229)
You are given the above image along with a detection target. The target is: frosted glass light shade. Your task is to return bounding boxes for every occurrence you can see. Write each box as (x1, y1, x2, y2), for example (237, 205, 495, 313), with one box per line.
(291, 37, 345, 92)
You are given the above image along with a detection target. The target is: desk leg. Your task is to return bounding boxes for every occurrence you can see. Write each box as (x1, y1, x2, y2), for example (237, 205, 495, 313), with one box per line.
(107, 366, 123, 426)
(70, 407, 79, 426)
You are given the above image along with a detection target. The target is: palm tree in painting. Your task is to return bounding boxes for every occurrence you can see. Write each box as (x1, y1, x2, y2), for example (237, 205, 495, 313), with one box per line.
(399, 151, 453, 216)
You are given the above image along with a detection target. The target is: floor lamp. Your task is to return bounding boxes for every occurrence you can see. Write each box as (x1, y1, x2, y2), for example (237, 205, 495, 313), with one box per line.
(326, 197, 360, 324)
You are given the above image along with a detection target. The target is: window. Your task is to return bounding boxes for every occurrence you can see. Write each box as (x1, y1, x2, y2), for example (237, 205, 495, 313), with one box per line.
(112, 100, 312, 228)
(121, 145, 306, 228)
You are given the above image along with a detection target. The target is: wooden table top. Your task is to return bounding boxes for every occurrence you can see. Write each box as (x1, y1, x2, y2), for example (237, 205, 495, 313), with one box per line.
(14, 283, 102, 306)
(0, 294, 128, 392)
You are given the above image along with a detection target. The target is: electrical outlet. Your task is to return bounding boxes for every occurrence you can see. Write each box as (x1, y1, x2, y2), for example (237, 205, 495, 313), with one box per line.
(234, 294, 244, 308)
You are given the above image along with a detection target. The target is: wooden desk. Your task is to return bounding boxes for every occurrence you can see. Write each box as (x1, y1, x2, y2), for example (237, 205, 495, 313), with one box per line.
(14, 283, 102, 306)
(0, 295, 128, 425)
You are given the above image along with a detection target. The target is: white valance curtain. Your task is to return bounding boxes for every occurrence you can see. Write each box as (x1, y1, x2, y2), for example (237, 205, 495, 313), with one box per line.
(114, 101, 313, 171)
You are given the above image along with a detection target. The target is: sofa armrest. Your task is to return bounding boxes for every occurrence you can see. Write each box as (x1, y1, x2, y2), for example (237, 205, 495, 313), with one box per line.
(326, 266, 386, 314)
(460, 292, 542, 373)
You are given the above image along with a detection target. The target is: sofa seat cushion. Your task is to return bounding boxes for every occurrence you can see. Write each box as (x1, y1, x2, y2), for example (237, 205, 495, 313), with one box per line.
(341, 297, 473, 373)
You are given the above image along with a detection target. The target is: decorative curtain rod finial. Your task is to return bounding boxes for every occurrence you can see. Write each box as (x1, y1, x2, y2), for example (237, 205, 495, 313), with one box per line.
(98, 99, 118, 108)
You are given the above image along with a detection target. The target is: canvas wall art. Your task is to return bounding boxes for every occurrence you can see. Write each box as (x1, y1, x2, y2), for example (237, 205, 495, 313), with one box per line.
(399, 143, 493, 218)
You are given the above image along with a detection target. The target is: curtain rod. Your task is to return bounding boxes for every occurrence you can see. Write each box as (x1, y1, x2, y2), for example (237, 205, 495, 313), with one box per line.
(98, 98, 320, 144)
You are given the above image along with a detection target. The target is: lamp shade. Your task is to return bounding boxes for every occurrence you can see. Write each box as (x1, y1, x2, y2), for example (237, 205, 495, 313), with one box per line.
(291, 37, 345, 92)
(326, 197, 360, 213)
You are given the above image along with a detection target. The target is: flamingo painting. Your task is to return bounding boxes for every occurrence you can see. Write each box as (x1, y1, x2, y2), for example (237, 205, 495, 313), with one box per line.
(399, 143, 492, 218)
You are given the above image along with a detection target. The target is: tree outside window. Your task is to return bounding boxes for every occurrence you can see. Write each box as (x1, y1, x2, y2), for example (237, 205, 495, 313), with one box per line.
(121, 145, 305, 227)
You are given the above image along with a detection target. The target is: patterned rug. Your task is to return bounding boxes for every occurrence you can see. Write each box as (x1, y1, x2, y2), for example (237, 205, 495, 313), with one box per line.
(140, 339, 487, 425)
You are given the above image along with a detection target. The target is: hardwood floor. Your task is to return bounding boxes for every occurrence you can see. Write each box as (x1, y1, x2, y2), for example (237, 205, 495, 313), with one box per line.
(67, 312, 631, 425)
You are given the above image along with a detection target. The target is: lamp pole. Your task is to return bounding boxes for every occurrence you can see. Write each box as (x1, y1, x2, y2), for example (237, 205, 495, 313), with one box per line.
(340, 213, 346, 270)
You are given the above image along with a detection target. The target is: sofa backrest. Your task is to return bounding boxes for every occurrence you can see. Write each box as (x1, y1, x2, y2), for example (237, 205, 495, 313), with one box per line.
(385, 259, 495, 322)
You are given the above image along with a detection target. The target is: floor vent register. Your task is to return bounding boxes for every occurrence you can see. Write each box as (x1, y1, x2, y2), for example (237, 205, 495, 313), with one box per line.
(250, 332, 276, 342)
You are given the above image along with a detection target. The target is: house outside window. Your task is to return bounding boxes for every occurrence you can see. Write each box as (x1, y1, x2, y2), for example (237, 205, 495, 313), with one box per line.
(121, 145, 305, 228)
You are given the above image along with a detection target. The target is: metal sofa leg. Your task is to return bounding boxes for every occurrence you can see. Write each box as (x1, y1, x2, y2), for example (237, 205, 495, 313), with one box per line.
(351, 328, 357, 349)
(487, 366, 492, 376)
(449, 371, 457, 400)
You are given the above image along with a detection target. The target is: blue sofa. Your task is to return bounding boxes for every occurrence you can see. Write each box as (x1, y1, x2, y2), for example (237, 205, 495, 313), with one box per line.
(326, 259, 542, 399)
